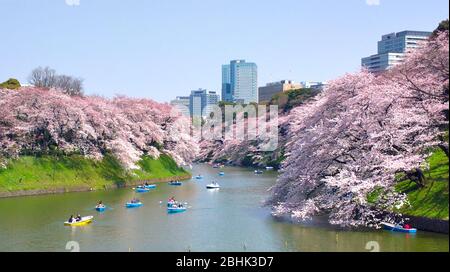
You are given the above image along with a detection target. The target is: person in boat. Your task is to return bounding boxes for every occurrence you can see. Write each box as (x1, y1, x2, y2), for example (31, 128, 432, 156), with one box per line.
(76, 214, 82, 222)
(145, 182, 149, 186)
(96, 201, 104, 208)
(404, 224, 411, 230)
(68, 215, 75, 223)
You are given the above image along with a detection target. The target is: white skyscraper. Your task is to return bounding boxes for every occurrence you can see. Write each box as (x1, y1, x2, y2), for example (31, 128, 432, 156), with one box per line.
(362, 30, 432, 73)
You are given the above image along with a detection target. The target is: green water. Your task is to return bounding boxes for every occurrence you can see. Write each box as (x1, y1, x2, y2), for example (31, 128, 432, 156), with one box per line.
(0, 164, 448, 252)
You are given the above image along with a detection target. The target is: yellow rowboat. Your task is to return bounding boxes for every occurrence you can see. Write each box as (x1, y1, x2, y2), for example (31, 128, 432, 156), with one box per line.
(64, 216, 94, 226)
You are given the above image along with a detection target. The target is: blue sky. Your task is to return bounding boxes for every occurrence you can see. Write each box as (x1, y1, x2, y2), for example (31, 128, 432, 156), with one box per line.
(1, 0, 448, 102)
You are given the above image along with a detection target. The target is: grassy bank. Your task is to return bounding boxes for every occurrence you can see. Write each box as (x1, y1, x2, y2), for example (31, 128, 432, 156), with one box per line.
(0, 154, 189, 194)
(396, 149, 449, 220)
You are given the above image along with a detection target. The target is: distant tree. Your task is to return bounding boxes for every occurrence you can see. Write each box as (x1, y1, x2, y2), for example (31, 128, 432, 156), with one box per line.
(54, 74, 84, 96)
(28, 66, 84, 96)
(0, 78, 21, 90)
(218, 101, 236, 107)
(28, 66, 56, 89)
(270, 88, 320, 112)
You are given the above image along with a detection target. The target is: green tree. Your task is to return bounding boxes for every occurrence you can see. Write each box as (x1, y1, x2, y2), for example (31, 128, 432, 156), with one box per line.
(432, 19, 449, 37)
(0, 78, 21, 90)
(218, 101, 236, 107)
(269, 88, 321, 112)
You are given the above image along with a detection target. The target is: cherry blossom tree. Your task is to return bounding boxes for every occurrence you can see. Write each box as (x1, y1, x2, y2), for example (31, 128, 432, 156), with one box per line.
(0, 87, 198, 170)
(196, 105, 283, 167)
(267, 31, 449, 227)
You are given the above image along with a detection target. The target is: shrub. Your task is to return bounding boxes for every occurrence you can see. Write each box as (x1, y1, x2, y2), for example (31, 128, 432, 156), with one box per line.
(0, 78, 21, 90)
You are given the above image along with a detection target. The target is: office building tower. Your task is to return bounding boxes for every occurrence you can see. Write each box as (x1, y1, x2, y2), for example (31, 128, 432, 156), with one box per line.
(170, 96, 191, 116)
(189, 89, 220, 118)
(222, 60, 258, 104)
(362, 30, 432, 73)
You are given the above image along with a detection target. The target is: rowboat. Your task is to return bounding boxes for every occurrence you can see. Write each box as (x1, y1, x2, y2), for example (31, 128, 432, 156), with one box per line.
(169, 181, 183, 186)
(195, 175, 203, 179)
(126, 202, 143, 208)
(265, 166, 274, 170)
(206, 183, 220, 189)
(254, 170, 263, 174)
(95, 205, 106, 212)
(144, 184, 157, 189)
(167, 206, 187, 213)
(381, 222, 417, 233)
(218, 172, 225, 176)
(136, 187, 150, 193)
(64, 216, 93, 226)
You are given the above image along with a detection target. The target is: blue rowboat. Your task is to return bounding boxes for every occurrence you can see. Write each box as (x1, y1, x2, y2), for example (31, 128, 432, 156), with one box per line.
(167, 206, 187, 213)
(169, 181, 182, 186)
(125, 202, 143, 208)
(95, 205, 106, 212)
(144, 184, 156, 189)
(218, 172, 225, 176)
(136, 187, 150, 193)
(381, 222, 417, 233)
(195, 175, 203, 180)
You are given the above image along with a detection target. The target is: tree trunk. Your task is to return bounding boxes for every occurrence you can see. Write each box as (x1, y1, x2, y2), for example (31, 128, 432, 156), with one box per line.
(438, 143, 449, 159)
(406, 168, 427, 188)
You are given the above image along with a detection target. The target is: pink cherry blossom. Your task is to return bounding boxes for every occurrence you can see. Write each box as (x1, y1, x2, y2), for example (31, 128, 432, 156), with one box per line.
(267, 31, 449, 227)
(0, 87, 198, 169)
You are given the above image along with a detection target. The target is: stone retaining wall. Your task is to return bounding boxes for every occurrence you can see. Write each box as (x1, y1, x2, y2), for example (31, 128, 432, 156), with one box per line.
(405, 215, 449, 234)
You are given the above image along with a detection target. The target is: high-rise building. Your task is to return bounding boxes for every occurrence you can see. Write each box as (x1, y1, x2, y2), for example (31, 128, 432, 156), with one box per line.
(258, 80, 303, 103)
(221, 65, 232, 102)
(189, 89, 220, 118)
(222, 60, 258, 104)
(170, 96, 191, 117)
(362, 30, 432, 73)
